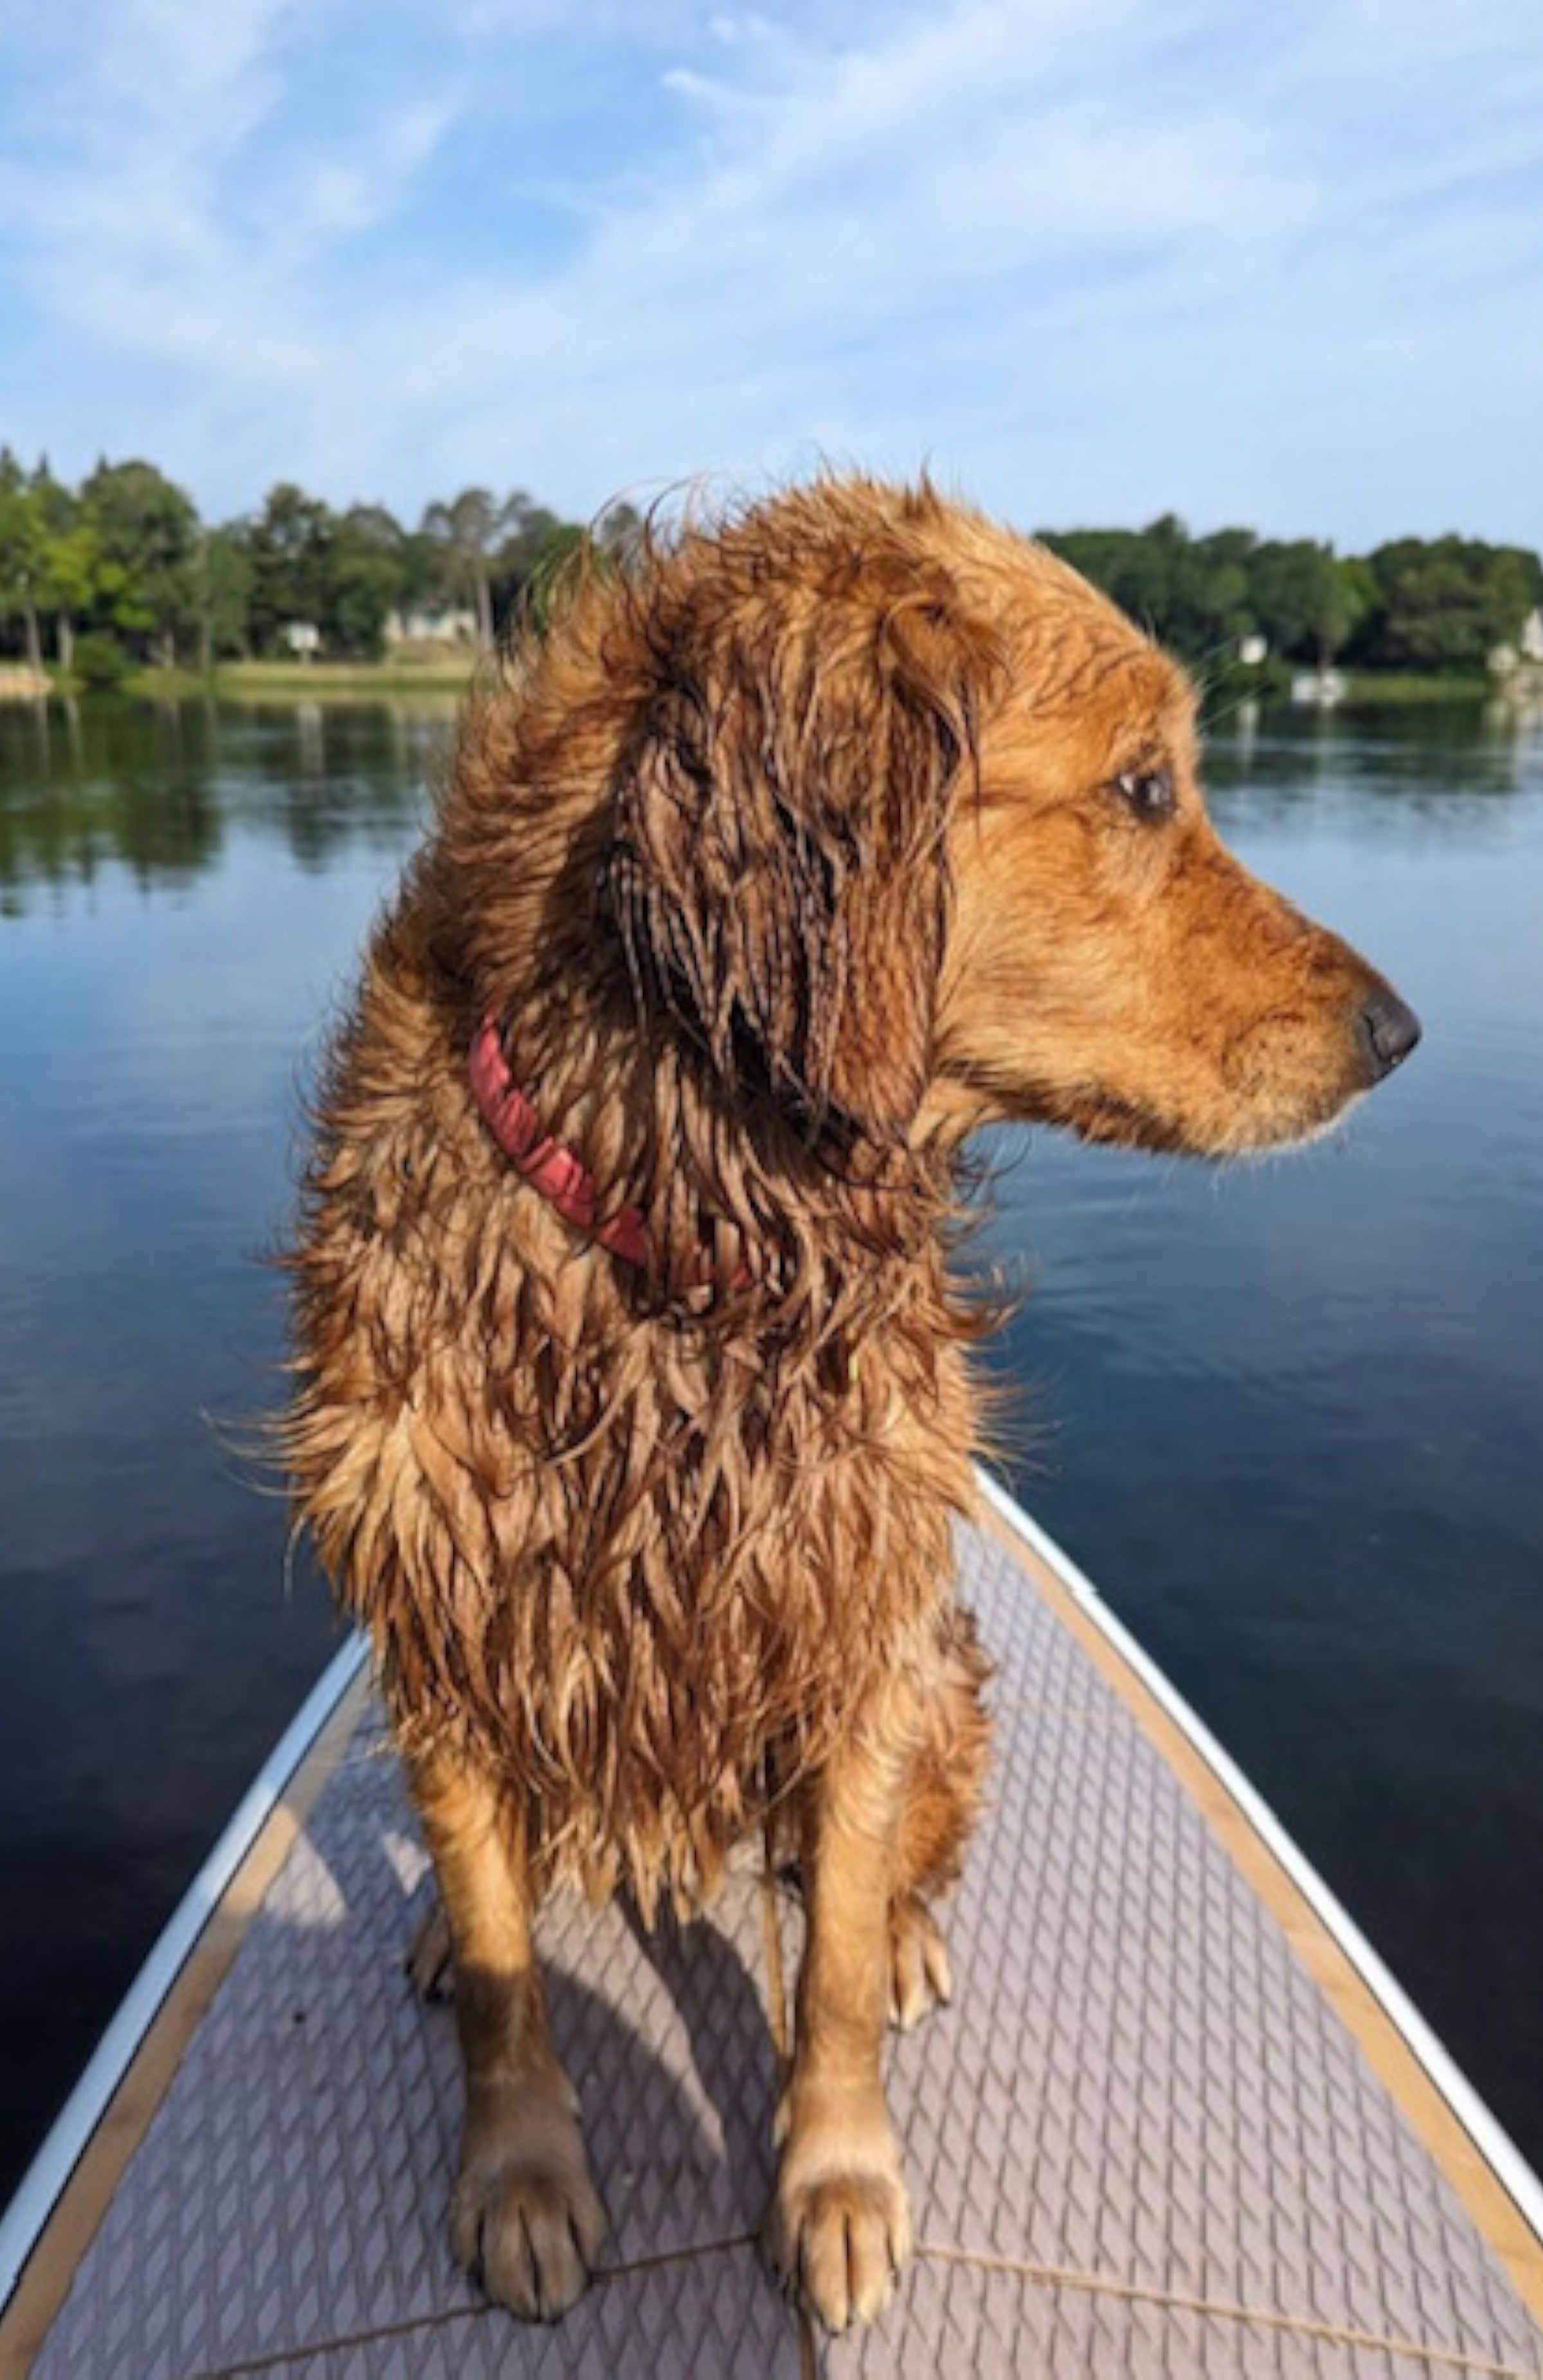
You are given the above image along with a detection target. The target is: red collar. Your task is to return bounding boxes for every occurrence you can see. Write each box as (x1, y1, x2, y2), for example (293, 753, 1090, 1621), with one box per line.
(469, 1016, 655, 1267)
(469, 1017, 752, 1289)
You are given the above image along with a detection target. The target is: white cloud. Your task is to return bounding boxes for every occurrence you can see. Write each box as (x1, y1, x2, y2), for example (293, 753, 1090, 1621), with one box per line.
(1, 0, 1540, 543)
(0, 0, 457, 401)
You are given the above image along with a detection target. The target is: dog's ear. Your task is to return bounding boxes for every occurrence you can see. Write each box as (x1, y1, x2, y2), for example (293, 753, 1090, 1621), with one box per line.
(609, 566, 990, 1142)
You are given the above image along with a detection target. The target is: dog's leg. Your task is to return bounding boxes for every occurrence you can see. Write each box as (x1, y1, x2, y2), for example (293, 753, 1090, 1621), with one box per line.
(888, 1608, 993, 2031)
(409, 1747, 605, 2321)
(777, 1612, 991, 2039)
(771, 1871, 952, 2037)
(764, 1721, 914, 2332)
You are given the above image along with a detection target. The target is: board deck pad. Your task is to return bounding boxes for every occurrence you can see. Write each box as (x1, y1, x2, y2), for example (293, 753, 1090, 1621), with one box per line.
(25, 1520, 1543, 2378)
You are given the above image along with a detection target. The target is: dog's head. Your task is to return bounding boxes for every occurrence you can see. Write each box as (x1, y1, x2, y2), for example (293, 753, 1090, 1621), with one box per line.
(607, 479, 1418, 1161)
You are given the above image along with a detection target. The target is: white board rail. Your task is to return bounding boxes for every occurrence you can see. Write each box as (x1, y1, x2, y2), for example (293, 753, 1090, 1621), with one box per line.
(975, 1462, 1543, 2255)
(0, 1632, 368, 2316)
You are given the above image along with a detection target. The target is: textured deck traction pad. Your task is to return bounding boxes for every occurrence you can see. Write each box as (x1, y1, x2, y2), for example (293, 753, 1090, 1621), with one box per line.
(32, 1521, 1543, 2379)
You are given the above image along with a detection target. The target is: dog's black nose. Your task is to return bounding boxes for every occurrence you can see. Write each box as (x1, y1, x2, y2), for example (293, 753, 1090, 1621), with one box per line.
(1358, 988, 1421, 1081)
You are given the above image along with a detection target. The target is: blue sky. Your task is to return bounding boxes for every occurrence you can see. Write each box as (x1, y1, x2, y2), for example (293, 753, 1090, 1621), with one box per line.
(1, 0, 1540, 549)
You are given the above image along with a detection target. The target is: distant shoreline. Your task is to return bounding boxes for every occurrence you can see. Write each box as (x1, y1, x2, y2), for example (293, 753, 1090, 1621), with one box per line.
(1, 657, 1499, 709)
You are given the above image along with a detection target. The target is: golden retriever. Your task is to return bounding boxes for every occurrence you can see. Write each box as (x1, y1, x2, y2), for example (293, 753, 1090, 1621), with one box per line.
(285, 476, 1418, 2332)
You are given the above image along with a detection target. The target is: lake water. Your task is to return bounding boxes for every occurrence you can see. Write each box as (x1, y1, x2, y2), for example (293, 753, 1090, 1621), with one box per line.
(1, 691, 1540, 2200)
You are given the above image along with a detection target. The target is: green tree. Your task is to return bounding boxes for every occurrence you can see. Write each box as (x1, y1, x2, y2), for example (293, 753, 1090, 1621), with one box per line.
(194, 524, 255, 669)
(0, 449, 48, 670)
(328, 504, 411, 657)
(1248, 541, 1366, 666)
(80, 457, 201, 666)
(1355, 538, 1543, 672)
(37, 524, 100, 670)
(1175, 527, 1256, 660)
(245, 484, 337, 656)
(422, 488, 512, 645)
(30, 464, 100, 670)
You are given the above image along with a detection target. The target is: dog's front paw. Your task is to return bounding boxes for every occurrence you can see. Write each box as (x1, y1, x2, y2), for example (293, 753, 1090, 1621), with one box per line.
(889, 1891, 952, 2031)
(764, 2122, 913, 2331)
(451, 2121, 606, 2321)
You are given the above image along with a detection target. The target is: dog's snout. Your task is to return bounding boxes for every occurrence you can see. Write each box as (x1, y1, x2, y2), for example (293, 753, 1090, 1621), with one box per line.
(1357, 987, 1421, 1082)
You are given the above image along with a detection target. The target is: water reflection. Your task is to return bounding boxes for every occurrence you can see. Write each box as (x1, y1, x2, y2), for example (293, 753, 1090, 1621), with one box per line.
(5, 690, 1539, 903)
(1, 695, 1542, 2203)
(1203, 697, 1542, 835)
(0, 696, 451, 905)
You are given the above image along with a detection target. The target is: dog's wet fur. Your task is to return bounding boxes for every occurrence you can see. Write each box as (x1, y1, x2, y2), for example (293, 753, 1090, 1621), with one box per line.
(285, 477, 1418, 2330)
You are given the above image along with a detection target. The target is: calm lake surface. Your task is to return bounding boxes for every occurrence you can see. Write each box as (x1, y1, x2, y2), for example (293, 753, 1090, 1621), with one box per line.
(1, 692, 1540, 2199)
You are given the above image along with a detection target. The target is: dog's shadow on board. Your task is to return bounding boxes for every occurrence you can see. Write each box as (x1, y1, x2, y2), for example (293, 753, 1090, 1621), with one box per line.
(615, 1894, 786, 2230)
(399, 1869, 782, 2248)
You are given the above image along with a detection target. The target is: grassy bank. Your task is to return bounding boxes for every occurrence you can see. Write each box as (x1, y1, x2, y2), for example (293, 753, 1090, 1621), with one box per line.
(117, 657, 473, 701)
(1337, 670, 1491, 704)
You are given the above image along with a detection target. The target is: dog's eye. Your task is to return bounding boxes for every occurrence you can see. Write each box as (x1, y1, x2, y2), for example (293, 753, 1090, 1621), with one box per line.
(1112, 766, 1174, 821)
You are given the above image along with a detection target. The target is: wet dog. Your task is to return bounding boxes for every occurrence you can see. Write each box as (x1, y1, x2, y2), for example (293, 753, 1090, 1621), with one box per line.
(285, 477, 1418, 2329)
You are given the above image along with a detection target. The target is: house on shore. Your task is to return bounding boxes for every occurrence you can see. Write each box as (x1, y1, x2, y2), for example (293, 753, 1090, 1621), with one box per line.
(383, 604, 480, 651)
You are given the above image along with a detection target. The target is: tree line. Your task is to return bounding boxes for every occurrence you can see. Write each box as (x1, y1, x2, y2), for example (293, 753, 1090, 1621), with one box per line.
(0, 451, 638, 686)
(2, 448, 1539, 684)
(1040, 516, 1543, 677)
